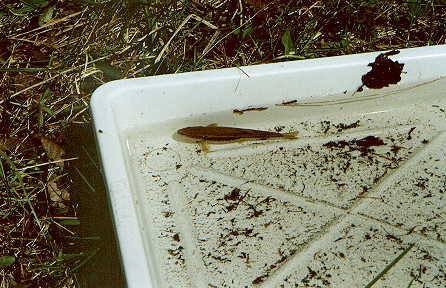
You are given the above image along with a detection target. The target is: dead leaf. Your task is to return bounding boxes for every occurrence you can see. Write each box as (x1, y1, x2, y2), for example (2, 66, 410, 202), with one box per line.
(47, 179, 70, 208)
(0, 137, 19, 151)
(40, 136, 65, 168)
(246, 0, 267, 9)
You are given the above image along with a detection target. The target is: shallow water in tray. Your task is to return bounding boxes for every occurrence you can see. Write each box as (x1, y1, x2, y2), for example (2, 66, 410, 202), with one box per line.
(126, 79, 446, 288)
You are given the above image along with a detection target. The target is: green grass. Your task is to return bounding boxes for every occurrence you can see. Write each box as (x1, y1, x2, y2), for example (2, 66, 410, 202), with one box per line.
(1, 0, 445, 286)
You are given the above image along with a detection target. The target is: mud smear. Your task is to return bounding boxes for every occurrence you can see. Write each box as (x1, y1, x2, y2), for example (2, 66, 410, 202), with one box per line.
(233, 107, 268, 114)
(277, 99, 298, 106)
(323, 135, 385, 155)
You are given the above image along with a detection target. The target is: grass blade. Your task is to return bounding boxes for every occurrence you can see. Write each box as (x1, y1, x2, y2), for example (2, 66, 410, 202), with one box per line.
(59, 219, 81, 226)
(0, 151, 43, 232)
(0, 67, 48, 72)
(364, 243, 415, 288)
(69, 248, 100, 273)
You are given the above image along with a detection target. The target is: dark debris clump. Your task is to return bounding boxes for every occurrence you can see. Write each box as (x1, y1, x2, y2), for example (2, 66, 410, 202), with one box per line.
(323, 136, 386, 155)
(360, 50, 404, 89)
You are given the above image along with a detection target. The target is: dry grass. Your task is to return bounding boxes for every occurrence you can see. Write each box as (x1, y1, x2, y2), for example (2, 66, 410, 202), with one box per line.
(0, 0, 445, 287)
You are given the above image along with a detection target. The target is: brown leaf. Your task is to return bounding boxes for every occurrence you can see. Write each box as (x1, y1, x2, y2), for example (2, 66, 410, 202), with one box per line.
(40, 136, 65, 167)
(47, 179, 70, 208)
(0, 137, 19, 151)
(245, 0, 267, 9)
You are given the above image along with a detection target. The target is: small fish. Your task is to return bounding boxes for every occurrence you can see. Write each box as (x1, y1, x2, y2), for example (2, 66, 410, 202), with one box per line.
(176, 124, 298, 152)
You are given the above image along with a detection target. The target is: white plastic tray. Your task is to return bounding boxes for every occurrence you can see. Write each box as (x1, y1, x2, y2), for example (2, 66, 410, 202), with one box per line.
(91, 46, 446, 288)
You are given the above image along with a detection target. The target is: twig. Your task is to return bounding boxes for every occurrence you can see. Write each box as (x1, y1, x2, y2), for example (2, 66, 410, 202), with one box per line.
(51, 220, 76, 235)
(155, 14, 217, 64)
(12, 9, 86, 38)
(197, 4, 270, 63)
(201, 30, 221, 61)
(19, 157, 78, 171)
(5, 54, 112, 101)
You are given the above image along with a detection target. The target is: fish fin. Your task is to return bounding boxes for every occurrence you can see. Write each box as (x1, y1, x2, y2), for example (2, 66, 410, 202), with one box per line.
(282, 131, 298, 139)
(199, 140, 210, 153)
(206, 123, 218, 127)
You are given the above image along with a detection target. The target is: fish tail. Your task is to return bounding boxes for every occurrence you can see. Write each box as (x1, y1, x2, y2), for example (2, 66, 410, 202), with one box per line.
(282, 131, 298, 139)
